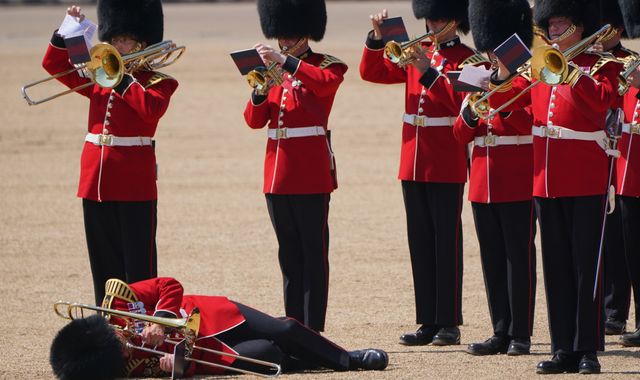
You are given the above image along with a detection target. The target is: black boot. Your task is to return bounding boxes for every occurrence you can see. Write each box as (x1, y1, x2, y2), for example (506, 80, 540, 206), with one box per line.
(348, 349, 389, 371)
(432, 326, 460, 346)
(605, 318, 626, 335)
(620, 328, 640, 347)
(399, 325, 438, 346)
(466, 335, 509, 355)
(536, 353, 579, 374)
(507, 337, 531, 356)
(578, 352, 601, 374)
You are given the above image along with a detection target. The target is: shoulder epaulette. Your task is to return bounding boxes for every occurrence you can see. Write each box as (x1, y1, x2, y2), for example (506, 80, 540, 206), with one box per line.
(589, 52, 620, 76)
(520, 66, 532, 82)
(319, 54, 346, 69)
(459, 50, 490, 68)
(145, 72, 174, 89)
(102, 278, 139, 309)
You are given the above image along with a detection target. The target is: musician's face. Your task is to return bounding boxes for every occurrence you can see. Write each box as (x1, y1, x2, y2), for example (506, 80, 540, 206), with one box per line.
(547, 17, 574, 40)
(111, 34, 140, 55)
(426, 19, 449, 34)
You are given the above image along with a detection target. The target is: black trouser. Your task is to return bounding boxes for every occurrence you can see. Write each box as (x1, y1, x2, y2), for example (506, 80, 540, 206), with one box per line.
(82, 199, 158, 305)
(265, 193, 330, 332)
(220, 302, 350, 374)
(471, 200, 537, 338)
(603, 197, 630, 324)
(402, 181, 464, 326)
(534, 196, 605, 354)
(620, 196, 640, 329)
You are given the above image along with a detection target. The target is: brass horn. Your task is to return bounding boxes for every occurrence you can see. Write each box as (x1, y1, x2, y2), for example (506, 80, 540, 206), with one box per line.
(384, 31, 435, 67)
(484, 24, 612, 120)
(53, 301, 281, 378)
(617, 55, 640, 95)
(246, 39, 306, 95)
(22, 40, 185, 106)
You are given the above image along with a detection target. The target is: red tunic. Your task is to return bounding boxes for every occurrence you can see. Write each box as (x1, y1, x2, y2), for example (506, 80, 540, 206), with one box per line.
(488, 52, 620, 197)
(618, 86, 640, 197)
(243, 51, 347, 194)
(108, 277, 245, 377)
(42, 41, 178, 201)
(453, 105, 534, 203)
(360, 36, 485, 183)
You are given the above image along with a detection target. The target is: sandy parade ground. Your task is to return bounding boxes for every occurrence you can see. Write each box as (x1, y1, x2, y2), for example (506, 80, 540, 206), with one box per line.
(1, 2, 640, 379)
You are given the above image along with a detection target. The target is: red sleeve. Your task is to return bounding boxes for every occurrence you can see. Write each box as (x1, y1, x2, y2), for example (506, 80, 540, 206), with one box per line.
(287, 59, 347, 97)
(129, 277, 184, 318)
(502, 108, 534, 135)
(42, 40, 92, 98)
(359, 44, 406, 84)
(488, 75, 533, 112)
(243, 95, 270, 129)
(571, 61, 621, 112)
(453, 113, 477, 144)
(117, 77, 179, 126)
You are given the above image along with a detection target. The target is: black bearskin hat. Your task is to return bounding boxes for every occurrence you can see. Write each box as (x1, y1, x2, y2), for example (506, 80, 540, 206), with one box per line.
(98, 0, 164, 45)
(600, 0, 626, 38)
(618, 0, 640, 38)
(50, 315, 125, 380)
(257, 0, 327, 41)
(534, 0, 599, 36)
(412, 0, 471, 34)
(469, 0, 533, 51)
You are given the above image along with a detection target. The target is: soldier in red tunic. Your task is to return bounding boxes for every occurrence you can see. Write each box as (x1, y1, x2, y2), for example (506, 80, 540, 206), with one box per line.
(616, 0, 640, 348)
(360, 0, 487, 346)
(488, 0, 621, 374)
(243, 0, 348, 332)
(596, 0, 635, 337)
(49, 277, 388, 379)
(41, 2, 179, 306)
(453, 0, 537, 357)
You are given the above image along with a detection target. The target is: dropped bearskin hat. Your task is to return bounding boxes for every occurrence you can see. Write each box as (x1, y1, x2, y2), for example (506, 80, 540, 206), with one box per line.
(98, 0, 164, 45)
(533, 0, 599, 36)
(257, 0, 327, 41)
(618, 0, 640, 38)
(412, 0, 471, 34)
(469, 0, 533, 51)
(50, 315, 125, 380)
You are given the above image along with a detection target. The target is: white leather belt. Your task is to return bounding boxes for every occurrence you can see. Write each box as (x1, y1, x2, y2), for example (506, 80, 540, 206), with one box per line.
(403, 113, 455, 127)
(532, 125, 607, 149)
(473, 135, 533, 147)
(622, 123, 640, 135)
(85, 133, 152, 147)
(267, 126, 325, 140)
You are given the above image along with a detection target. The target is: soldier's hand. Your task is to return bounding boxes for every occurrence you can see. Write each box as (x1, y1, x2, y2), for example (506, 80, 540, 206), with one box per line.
(66, 5, 85, 22)
(409, 46, 430, 74)
(369, 9, 388, 40)
(141, 323, 165, 346)
(629, 66, 640, 89)
(494, 56, 511, 81)
(254, 43, 286, 65)
(588, 42, 604, 54)
(159, 354, 174, 373)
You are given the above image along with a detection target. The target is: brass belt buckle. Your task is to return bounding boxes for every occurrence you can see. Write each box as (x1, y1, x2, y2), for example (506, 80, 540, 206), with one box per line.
(99, 134, 113, 146)
(414, 115, 425, 127)
(631, 124, 640, 135)
(546, 127, 559, 138)
(484, 135, 496, 147)
(276, 128, 288, 139)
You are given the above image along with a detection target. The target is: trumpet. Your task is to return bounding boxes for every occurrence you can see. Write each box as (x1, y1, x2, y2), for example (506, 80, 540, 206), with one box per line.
(246, 39, 306, 95)
(484, 24, 612, 120)
(617, 55, 640, 95)
(53, 301, 281, 378)
(22, 40, 185, 106)
(384, 31, 435, 67)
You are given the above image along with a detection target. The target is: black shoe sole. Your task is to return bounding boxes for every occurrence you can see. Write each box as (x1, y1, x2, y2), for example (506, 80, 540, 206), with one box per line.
(507, 349, 530, 356)
(579, 368, 601, 375)
(466, 348, 507, 356)
(398, 339, 432, 346)
(432, 338, 460, 346)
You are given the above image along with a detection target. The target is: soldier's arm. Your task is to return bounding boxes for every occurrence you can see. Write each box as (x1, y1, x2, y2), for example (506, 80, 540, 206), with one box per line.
(41, 31, 93, 98)
(112, 74, 179, 125)
(281, 56, 347, 97)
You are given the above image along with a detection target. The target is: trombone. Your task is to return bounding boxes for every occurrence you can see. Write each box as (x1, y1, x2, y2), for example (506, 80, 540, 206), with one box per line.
(617, 55, 640, 95)
(481, 24, 612, 120)
(22, 40, 185, 106)
(384, 31, 435, 67)
(53, 301, 282, 378)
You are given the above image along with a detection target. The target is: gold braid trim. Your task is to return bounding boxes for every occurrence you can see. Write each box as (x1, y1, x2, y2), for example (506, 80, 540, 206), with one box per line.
(589, 52, 619, 76)
(145, 72, 174, 89)
(125, 359, 145, 376)
(320, 54, 345, 69)
(459, 51, 490, 68)
(101, 278, 139, 309)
